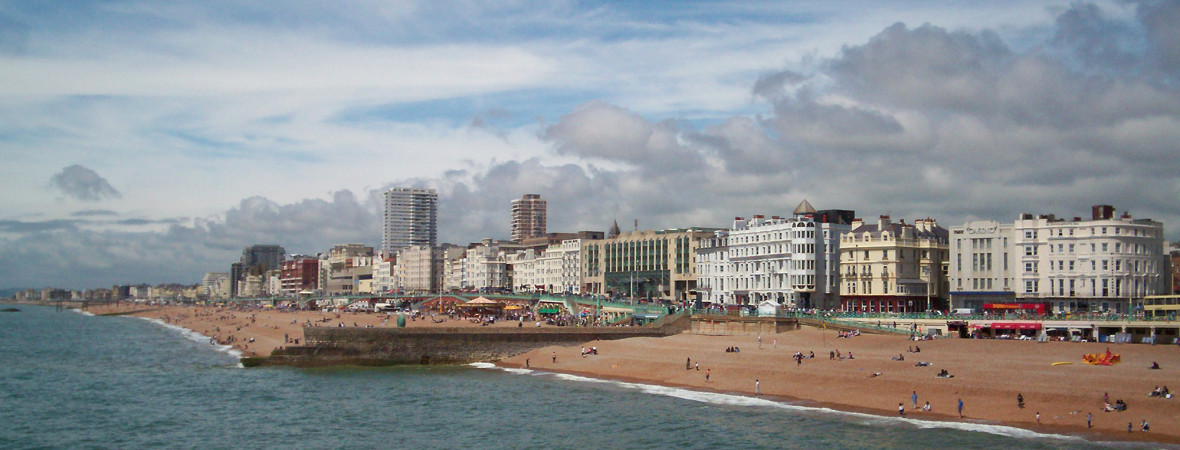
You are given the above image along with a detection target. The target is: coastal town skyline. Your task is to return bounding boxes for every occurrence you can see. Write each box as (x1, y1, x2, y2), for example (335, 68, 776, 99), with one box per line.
(3, 0, 1180, 290)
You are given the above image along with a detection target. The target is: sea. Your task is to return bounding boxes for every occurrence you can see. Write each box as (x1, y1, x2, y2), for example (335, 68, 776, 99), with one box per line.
(0, 304, 1143, 449)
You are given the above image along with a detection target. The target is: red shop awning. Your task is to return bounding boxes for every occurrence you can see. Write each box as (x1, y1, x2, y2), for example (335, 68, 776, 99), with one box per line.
(992, 322, 1042, 330)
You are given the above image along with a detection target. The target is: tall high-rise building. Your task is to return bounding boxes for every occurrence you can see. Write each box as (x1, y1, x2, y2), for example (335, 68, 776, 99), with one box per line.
(383, 187, 438, 255)
(230, 244, 286, 298)
(510, 194, 547, 242)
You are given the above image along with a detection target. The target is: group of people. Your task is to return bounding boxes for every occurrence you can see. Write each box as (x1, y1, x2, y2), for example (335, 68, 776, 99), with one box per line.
(837, 330, 861, 339)
(1104, 399, 1128, 412)
(828, 349, 853, 360)
(791, 351, 814, 365)
(1150, 386, 1172, 399)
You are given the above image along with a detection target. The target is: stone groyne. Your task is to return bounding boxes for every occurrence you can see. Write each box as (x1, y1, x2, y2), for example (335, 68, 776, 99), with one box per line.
(248, 326, 671, 367)
(245, 313, 804, 367)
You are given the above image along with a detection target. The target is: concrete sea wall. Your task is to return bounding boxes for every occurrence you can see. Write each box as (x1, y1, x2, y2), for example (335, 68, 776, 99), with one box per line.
(254, 327, 670, 367)
(689, 316, 799, 336)
(247, 313, 795, 367)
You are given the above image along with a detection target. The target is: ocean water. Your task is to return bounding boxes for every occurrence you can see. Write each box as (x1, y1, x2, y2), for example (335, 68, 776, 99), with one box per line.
(0, 305, 1133, 449)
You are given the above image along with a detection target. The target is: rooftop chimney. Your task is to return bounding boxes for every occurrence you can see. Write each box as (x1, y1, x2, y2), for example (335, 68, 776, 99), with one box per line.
(1092, 204, 1115, 220)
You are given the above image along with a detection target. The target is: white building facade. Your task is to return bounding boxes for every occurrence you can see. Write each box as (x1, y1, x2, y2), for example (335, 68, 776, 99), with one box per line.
(462, 242, 511, 292)
(396, 245, 439, 293)
(950, 205, 1168, 314)
(372, 258, 394, 294)
(694, 202, 853, 310)
(507, 239, 583, 294)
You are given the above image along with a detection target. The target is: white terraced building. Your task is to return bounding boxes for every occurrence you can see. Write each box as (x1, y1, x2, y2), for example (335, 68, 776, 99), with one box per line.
(507, 239, 583, 294)
(695, 201, 853, 310)
(950, 205, 1169, 314)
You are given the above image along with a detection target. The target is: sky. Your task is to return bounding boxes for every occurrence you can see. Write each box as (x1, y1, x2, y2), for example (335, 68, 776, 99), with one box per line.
(2, 0, 1179, 290)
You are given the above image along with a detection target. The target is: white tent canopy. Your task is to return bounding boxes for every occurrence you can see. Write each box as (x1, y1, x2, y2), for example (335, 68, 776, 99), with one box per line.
(757, 300, 781, 317)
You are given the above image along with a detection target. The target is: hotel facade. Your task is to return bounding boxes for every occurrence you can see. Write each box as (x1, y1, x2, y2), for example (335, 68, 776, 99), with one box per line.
(950, 205, 1168, 314)
(695, 201, 854, 310)
(838, 216, 949, 313)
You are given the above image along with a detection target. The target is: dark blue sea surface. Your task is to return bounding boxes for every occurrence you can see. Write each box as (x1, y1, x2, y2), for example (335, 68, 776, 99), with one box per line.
(0, 305, 1125, 449)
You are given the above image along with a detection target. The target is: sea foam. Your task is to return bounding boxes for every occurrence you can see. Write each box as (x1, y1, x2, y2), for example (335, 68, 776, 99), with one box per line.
(137, 317, 244, 363)
(70, 308, 95, 317)
(467, 362, 536, 376)
(475, 364, 1086, 444)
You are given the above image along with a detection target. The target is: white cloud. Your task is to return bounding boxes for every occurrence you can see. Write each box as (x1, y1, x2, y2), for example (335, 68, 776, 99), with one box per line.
(2, 0, 1179, 290)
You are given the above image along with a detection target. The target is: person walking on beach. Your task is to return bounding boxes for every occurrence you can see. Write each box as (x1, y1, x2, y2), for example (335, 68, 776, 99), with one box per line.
(1087, 412, 1092, 429)
(552, 352, 557, 364)
(1036, 412, 1040, 425)
(755, 379, 760, 394)
(911, 391, 918, 409)
(758, 336, 762, 349)
(705, 369, 711, 383)
(1017, 393, 1025, 409)
(526, 358, 530, 368)
(687, 357, 691, 370)
(898, 403, 905, 416)
(957, 398, 964, 418)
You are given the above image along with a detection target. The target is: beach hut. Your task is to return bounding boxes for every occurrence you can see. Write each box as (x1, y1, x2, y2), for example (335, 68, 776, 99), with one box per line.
(757, 300, 781, 317)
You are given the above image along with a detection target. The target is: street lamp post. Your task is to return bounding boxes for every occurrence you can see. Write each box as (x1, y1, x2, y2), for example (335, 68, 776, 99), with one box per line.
(923, 265, 932, 318)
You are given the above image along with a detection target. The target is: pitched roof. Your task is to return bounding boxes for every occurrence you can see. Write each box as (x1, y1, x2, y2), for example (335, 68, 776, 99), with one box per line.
(608, 220, 621, 238)
(794, 199, 816, 215)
